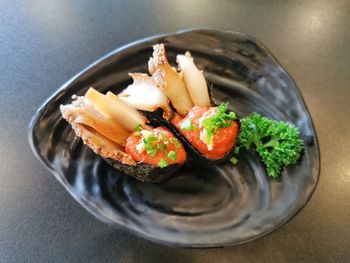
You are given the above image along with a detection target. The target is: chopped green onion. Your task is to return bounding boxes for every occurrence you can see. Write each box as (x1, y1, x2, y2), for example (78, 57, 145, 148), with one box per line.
(201, 103, 237, 146)
(159, 132, 167, 143)
(181, 118, 196, 131)
(167, 151, 177, 161)
(157, 143, 167, 152)
(229, 156, 238, 165)
(145, 145, 157, 157)
(144, 137, 158, 157)
(134, 124, 142, 132)
(158, 159, 169, 168)
(147, 150, 157, 157)
(134, 124, 142, 136)
(169, 138, 180, 148)
(147, 134, 159, 142)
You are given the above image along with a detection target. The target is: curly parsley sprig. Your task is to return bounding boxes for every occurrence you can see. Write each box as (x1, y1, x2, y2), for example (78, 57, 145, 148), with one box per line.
(238, 113, 304, 177)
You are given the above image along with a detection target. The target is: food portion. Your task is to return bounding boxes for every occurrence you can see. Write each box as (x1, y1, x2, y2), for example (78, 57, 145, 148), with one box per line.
(60, 43, 304, 181)
(176, 52, 211, 107)
(172, 104, 239, 159)
(115, 43, 303, 177)
(60, 87, 187, 182)
(147, 44, 239, 161)
(118, 73, 173, 119)
(148, 44, 193, 116)
(237, 113, 304, 177)
(114, 44, 237, 162)
(126, 126, 186, 167)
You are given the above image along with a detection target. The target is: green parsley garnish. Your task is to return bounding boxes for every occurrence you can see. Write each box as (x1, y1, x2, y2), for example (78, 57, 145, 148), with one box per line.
(181, 118, 196, 131)
(238, 113, 303, 177)
(201, 103, 236, 146)
(169, 138, 180, 149)
(167, 151, 177, 161)
(158, 159, 169, 168)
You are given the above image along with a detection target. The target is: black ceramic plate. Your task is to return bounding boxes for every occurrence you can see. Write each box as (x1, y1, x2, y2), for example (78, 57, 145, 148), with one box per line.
(28, 29, 320, 247)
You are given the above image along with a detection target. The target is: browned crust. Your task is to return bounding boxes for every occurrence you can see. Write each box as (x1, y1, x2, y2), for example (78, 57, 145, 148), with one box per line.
(60, 105, 136, 166)
(151, 68, 166, 90)
(148, 44, 168, 90)
(148, 43, 167, 74)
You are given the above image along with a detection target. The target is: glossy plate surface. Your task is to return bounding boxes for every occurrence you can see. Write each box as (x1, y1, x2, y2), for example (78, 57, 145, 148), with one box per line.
(29, 29, 320, 247)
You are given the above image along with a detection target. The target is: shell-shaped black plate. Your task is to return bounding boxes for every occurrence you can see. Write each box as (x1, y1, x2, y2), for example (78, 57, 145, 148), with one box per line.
(28, 29, 320, 247)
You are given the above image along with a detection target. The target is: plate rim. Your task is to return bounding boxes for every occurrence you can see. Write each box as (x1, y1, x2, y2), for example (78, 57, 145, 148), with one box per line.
(28, 28, 321, 247)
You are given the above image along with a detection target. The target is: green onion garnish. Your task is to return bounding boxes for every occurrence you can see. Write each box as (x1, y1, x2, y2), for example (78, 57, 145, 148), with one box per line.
(201, 103, 236, 146)
(157, 143, 167, 152)
(167, 151, 177, 161)
(169, 137, 180, 149)
(158, 159, 169, 168)
(134, 124, 142, 136)
(229, 156, 238, 165)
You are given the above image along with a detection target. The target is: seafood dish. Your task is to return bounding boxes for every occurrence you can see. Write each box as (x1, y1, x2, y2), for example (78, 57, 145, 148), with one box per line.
(61, 44, 303, 182)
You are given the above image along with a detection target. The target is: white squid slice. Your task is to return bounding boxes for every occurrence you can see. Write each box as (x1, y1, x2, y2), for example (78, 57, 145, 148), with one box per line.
(85, 87, 146, 131)
(118, 73, 173, 119)
(177, 52, 211, 107)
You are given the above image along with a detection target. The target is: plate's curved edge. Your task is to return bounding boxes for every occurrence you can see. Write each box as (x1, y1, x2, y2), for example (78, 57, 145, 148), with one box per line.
(27, 28, 321, 247)
(27, 126, 127, 228)
(196, 28, 321, 248)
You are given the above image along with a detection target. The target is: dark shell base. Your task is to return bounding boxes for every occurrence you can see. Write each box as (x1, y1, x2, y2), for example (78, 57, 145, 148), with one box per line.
(104, 158, 182, 183)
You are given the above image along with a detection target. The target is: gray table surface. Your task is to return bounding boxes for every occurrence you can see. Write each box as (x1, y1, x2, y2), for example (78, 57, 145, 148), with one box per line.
(1, 0, 349, 262)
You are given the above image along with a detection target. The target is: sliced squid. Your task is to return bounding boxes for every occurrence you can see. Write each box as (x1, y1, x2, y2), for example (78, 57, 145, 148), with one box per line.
(118, 73, 173, 119)
(85, 87, 146, 131)
(60, 100, 135, 165)
(177, 52, 211, 107)
(61, 105, 129, 147)
(148, 44, 193, 116)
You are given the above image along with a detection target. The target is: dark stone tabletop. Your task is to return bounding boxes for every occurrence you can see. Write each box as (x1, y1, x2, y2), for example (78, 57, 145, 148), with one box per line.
(1, 1, 349, 262)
